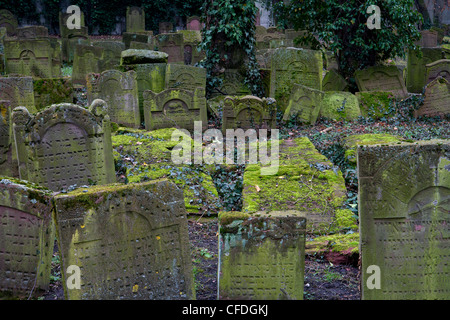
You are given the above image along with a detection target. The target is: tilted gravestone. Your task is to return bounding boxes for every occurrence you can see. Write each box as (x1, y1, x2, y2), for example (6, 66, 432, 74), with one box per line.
(12, 101, 116, 192)
(322, 69, 348, 92)
(143, 87, 207, 131)
(122, 31, 154, 50)
(0, 100, 18, 177)
(210, 69, 251, 98)
(282, 84, 323, 125)
(4, 27, 61, 79)
(355, 65, 408, 98)
(406, 48, 444, 93)
(72, 45, 104, 85)
(156, 33, 184, 64)
(165, 64, 206, 91)
(0, 76, 36, 113)
(0, 178, 54, 297)
(0, 9, 17, 36)
(218, 211, 307, 300)
(320, 91, 361, 121)
(54, 180, 195, 300)
(359, 140, 450, 300)
(270, 48, 323, 111)
(221, 95, 277, 131)
(415, 76, 450, 118)
(126, 6, 145, 33)
(87, 70, 140, 128)
(425, 59, 450, 84)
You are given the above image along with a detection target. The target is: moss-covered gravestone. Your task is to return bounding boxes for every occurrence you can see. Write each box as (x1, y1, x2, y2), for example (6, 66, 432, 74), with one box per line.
(159, 22, 173, 34)
(0, 76, 36, 113)
(0, 178, 54, 297)
(270, 48, 323, 111)
(72, 45, 104, 85)
(126, 7, 145, 33)
(355, 65, 408, 98)
(12, 101, 116, 192)
(218, 210, 306, 300)
(425, 59, 450, 85)
(221, 95, 277, 131)
(0, 100, 18, 178)
(322, 69, 348, 92)
(165, 64, 206, 91)
(87, 70, 140, 128)
(242, 137, 347, 234)
(359, 140, 450, 300)
(210, 69, 251, 98)
(54, 180, 195, 300)
(93, 41, 126, 71)
(143, 88, 207, 131)
(320, 92, 361, 121)
(415, 77, 450, 118)
(356, 91, 395, 119)
(0, 9, 17, 36)
(282, 84, 323, 124)
(156, 33, 184, 64)
(406, 48, 444, 93)
(122, 31, 153, 50)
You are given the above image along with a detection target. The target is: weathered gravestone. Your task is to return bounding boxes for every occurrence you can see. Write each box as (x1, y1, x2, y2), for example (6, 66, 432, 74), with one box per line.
(416, 30, 439, 48)
(218, 211, 307, 300)
(0, 9, 17, 36)
(165, 64, 206, 91)
(406, 48, 444, 93)
(54, 180, 195, 300)
(72, 45, 104, 85)
(87, 70, 140, 128)
(322, 69, 349, 92)
(425, 59, 450, 84)
(143, 87, 207, 131)
(0, 76, 35, 113)
(12, 101, 116, 192)
(92, 41, 125, 71)
(4, 27, 61, 79)
(414, 76, 450, 118)
(126, 7, 145, 33)
(211, 69, 251, 98)
(33, 77, 73, 111)
(221, 95, 277, 131)
(186, 16, 202, 31)
(0, 178, 54, 297)
(282, 84, 323, 125)
(270, 48, 323, 111)
(159, 22, 173, 34)
(156, 33, 184, 64)
(0, 100, 18, 177)
(320, 92, 361, 121)
(122, 31, 154, 50)
(359, 140, 450, 300)
(355, 65, 408, 98)
(177, 30, 203, 65)
(59, 11, 89, 63)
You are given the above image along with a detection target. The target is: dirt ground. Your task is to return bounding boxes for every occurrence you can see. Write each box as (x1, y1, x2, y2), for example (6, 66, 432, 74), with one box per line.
(38, 218, 359, 300)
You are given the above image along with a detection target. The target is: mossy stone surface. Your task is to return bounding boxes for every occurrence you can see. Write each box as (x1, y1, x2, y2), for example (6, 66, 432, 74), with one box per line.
(121, 49, 168, 65)
(320, 92, 361, 121)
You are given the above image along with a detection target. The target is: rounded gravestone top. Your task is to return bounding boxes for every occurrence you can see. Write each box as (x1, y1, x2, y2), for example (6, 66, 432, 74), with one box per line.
(121, 49, 168, 65)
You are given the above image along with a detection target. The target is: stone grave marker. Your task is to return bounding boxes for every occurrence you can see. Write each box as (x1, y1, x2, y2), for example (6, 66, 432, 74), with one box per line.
(72, 45, 104, 85)
(126, 7, 145, 33)
(355, 65, 408, 98)
(92, 41, 126, 71)
(143, 87, 207, 131)
(186, 16, 202, 31)
(320, 91, 361, 121)
(282, 84, 323, 124)
(0, 178, 54, 297)
(122, 31, 154, 50)
(4, 28, 61, 79)
(211, 69, 251, 98)
(156, 33, 184, 64)
(425, 59, 450, 84)
(322, 69, 348, 92)
(54, 180, 195, 300)
(0, 100, 18, 177)
(165, 64, 206, 91)
(159, 22, 173, 34)
(270, 48, 323, 111)
(406, 48, 444, 93)
(0, 76, 36, 113)
(416, 30, 439, 48)
(59, 11, 89, 63)
(87, 70, 140, 128)
(218, 211, 307, 300)
(0, 9, 17, 36)
(359, 140, 450, 300)
(221, 95, 277, 131)
(414, 76, 450, 118)
(177, 30, 203, 65)
(12, 101, 116, 191)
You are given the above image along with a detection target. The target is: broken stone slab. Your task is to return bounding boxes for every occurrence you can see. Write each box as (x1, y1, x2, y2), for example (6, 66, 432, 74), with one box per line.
(218, 210, 307, 300)
(121, 49, 168, 65)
